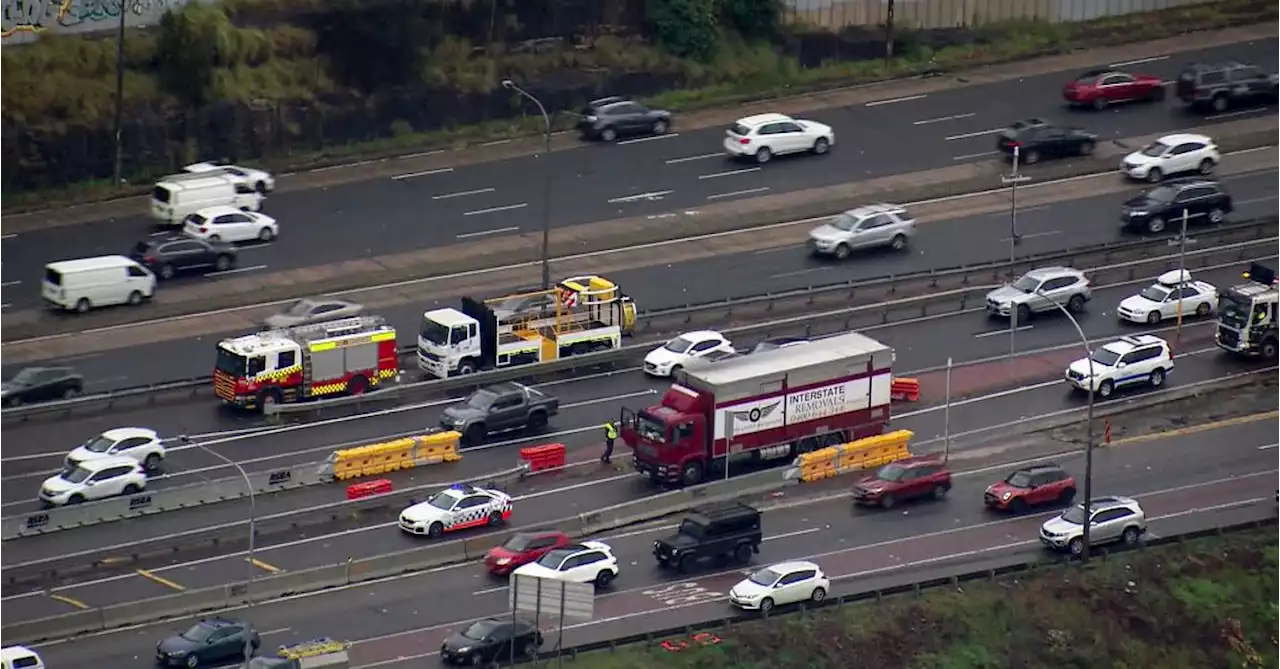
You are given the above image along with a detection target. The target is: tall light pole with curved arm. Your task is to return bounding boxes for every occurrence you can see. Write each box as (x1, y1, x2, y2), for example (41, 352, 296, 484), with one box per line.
(502, 79, 554, 291)
(1033, 290, 1096, 562)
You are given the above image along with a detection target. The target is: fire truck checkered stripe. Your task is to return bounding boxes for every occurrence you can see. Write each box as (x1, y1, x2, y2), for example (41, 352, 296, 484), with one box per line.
(378, 368, 397, 379)
(255, 365, 302, 382)
(312, 381, 348, 395)
(450, 497, 512, 528)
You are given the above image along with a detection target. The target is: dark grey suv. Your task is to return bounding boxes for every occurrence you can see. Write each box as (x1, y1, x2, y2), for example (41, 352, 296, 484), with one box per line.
(1176, 61, 1278, 112)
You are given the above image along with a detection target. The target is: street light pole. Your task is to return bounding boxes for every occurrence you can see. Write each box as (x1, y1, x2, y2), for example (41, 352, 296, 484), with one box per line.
(1002, 146, 1032, 358)
(1174, 208, 1190, 349)
(1033, 291, 1096, 562)
(111, 0, 127, 187)
(182, 436, 258, 667)
(501, 79, 553, 291)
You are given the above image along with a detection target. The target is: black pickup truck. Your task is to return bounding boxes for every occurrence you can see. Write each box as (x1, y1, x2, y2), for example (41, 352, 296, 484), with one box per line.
(654, 501, 762, 573)
(439, 382, 560, 444)
(1176, 61, 1278, 113)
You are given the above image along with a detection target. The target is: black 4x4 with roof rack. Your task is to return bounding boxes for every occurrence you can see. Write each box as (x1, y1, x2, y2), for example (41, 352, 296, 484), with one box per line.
(653, 501, 762, 573)
(1175, 61, 1278, 112)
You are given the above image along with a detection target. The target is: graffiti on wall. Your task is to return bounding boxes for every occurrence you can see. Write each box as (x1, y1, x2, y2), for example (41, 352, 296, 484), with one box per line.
(2, 0, 187, 41)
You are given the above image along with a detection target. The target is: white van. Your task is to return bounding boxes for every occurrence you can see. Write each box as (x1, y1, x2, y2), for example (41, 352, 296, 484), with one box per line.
(1, 646, 45, 669)
(42, 255, 156, 313)
(151, 170, 263, 226)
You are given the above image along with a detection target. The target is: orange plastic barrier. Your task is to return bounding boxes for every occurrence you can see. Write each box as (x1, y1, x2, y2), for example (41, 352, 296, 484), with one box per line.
(347, 478, 392, 500)
(519, 443, 566, 472)
(890, 377, 920, 402)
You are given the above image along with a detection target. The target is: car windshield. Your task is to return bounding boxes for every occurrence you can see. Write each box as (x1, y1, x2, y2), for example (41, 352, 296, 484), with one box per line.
(82, 436, 118, 453)
(1139, 285, 1172, 302)
(1144, 185, 1177, 202)
(425, 491, 459, 511)
(182, 623, 217, 642)
(1004, 471, 1033, 488)
(8, 368, 41, 385)
(61, 465, 94, 484)
(419, 317, 450, 346)
(1140, 141, 1170, 158)
(1091, 348, 1122, 366)
(465, 390, 496, 410)
(284, 299, 316, 316)
(1074, 71, 1103, 83)
(1011, 275, 1041, 292)
(875, 464, 906, 482)
(1060, 506, 1088, 524)
(748, 568, 782, 587)
(829, 213, 858, 231)
(663, 336, 694, 353)
(462, 621, 499, 640)
(503, 534, 534, 551)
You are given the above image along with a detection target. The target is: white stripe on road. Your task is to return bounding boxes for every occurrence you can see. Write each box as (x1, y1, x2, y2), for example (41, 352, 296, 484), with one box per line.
(618, 134, 681, 145)
(463, 203, 527, 217)
(665, 153, 721, 165)
(1108, 55, 1169, 67)
(432, 188, 495, 200)
(607, 191, 673, 204)
(913, 113, 975, 125)
(707, 187, 770, 201)
(698, 167, 760, 180)
(455, 226, 520, 239)
(391, 168, 454, 181)
(866, 94, 927, 107)
(945, 128, 1003, 141)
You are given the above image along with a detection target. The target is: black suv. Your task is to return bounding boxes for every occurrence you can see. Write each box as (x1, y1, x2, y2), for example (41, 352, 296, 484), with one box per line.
(131, 235, 238, 279)
(996, 119, 1097, 164)
(578, 96, 672, 142)
(1120, 178, 1233, 234)
(653, 501, 761, 573)
(1176, 61, 1278, 112)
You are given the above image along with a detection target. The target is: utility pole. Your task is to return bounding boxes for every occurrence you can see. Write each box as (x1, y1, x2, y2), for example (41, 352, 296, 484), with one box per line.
(884, 0, 895, 62)
(501, 79, 554, 290)
(942, 357, 952, 463)
(1174, 208, 1190, 349)
(112, 0, 128, 187)
(1002, 146, 1031, 358)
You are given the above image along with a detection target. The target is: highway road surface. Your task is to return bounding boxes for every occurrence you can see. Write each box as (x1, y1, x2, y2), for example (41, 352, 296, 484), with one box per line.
(21, 415, 1279, 668)
(0, 38, 1274, 312)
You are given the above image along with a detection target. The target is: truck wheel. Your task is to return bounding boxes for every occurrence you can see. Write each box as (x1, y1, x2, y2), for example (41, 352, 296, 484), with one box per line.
(258, 389, 282, 410)
(733, 543, 752, 563)
(465, 424, 487, 444)
(1262, 338, 1278, 360)
(677, 554, 695, 574)
(680, 461, 704, 486)
(527, 411, 547, 431)
(456, 360, 477, 375)
(348, 375, 368, 395)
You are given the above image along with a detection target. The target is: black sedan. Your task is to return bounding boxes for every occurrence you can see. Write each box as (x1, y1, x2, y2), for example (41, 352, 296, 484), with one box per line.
(996, 120, 1097, 164)
(132, 235, 239, 280)
(2, 366, 83, 407)
(156, 618, 260, 667)
(440, 618, 543, 665)
(578, 96, 672, 142)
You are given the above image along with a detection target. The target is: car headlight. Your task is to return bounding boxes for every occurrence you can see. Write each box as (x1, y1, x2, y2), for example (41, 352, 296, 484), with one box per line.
(496, 558, 511, 565)
(1001, 492, 1012, 501)
(454, 646, 472, 654)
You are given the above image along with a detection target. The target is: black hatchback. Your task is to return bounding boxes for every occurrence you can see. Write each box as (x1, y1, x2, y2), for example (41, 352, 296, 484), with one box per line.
(1120, 178, 1233, 234)
(440, 618, 542, 665)
(996, 119, 1098, 164)
(131, 235, 238, 280)
(578, 96, 672, 142)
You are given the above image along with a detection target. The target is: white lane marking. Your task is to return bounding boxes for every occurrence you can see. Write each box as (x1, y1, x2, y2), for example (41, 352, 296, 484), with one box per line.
(770, 267, 830, 279)
(432, 188, 495, 200)
(391, 168, 454, 181)
(698, 167, 760, 180)
(1, 233, 16, 240)
(2, 280, 21, 287)
(480, 139, 511, 147)
(989, 205, 1048, 217)
(665, 153, 721, 165)
(1109, 55, 1169, 67)
(397, 150, 444, 160)
(1, 303, 10, 309)
(149, 230, 171, 237)
(998, 230, 1062, 243)
(618, 134, 680, 145)
(1259, 443, 1278, 450)
(946, 128, 1003, 141)
(455, 226, 520, 239)
(463, 203, 528, 217)
(204, 265, 267, 278)
(708, 187, 770, 201)
(914, 113, 975, 125)
(866, 94, 927, 107)
(953, 151, 999, 161)
(261, 627, 292, 636)
(607, 190, 672, 204)
(1206, 108, 1272, 121)
(972, 325, 1034, 339)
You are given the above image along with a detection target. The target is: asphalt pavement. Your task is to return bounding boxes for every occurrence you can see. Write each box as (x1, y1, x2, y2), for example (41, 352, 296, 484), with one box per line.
(24, 417, 1279, 668)
(0, 38, 1275, 312)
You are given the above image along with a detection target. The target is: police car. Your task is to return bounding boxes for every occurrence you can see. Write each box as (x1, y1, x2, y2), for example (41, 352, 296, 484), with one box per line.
(1117, 269, 1218, 325)
(399, 484, 513, 538)
(1065, 335, 1174, 398)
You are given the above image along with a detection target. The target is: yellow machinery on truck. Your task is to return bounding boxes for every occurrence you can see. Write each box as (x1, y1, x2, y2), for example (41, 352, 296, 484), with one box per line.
(248, 638, 350, 669)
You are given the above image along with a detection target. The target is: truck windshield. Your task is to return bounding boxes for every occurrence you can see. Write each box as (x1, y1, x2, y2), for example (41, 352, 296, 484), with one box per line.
(420, 317, 450, 346)
(1218, 291, 1252, 328)
(636, 414, 667, 443)
(215, 347, 246, 376)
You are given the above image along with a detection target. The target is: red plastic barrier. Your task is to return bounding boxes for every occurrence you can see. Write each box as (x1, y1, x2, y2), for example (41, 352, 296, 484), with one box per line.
(347, 478, 392, 500)
(890, 377, 920, 402)
(519, 443, 566, 472)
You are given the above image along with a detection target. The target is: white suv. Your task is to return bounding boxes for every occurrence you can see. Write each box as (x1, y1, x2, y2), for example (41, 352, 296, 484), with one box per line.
(511, 540, 620, 588)
(1040, 495, 1147, 555)
(1065, 334, 1173, 397)
(65, 427, 165, 473)
(1120, 133, 1219, 183)
(39, 456, 148, 507)
(723, 113, 834, 163)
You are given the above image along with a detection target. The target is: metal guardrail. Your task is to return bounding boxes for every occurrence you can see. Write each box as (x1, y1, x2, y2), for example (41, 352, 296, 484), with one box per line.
(4, 216, 1274, 422)
(0, 468, 793, 643)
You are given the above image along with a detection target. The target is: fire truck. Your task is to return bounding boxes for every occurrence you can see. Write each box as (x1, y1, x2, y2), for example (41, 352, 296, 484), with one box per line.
(1215, 261, 1278, 359)
(416, 275, 637, 379)
(620, 331, 894, 486)
(214, 316, 399, 410)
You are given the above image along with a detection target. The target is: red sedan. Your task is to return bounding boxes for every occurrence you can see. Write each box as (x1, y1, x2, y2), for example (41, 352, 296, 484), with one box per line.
(1063, 68, 1166, 110)
(483, 530, 571, 576)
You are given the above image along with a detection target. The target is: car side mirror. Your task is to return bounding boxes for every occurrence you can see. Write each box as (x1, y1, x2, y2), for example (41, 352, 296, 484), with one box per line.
(1116, 362, 1126, 368)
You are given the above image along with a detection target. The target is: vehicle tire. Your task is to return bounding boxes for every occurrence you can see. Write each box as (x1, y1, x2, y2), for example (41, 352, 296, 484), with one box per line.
(1078, 140, 1095, 155)
(1262, 338, 1278, 359)
(1068, 537, 1084, 556)
(143, 453, 163, 473)
(1198, 158, 1215, 175)
(62, 387, 79, 400)
(1149, 86, 1166, 102)
(258, 227, 275, 242)
(214, 255, 233, 272)
(256, 181, 268, 194)
(75, 297, 92, 313)
(677, 554, 695, 574)
(258, 389, 282, 411)
(1067, 294, 1086, 313)
(879, 493, 896, 509)
(1009, 497, 1027, 513)
(754, 147, 772, 164)
(1122, 526, 1142, 546)
(1207, 207, 1225, 224)
(1148, 368, 1165, 388)
(1023, 149, 1040, 164)
(1092, 96, 1107, 111)
(890, 234, 908, 251)
(159, 264, 176, 280)
(527, 411, 548, 431)
(465, 424, 487, 445)
(600, 127, 617, 142)
(1016, 304, 1032, 324)
(810, 587, 826, 603)
(468, 652, 483, 666)
(595, 569, 614, 587)
(652, 119, 669, 135)
(1211, 94, 1229, 112)
(209, 234, 222, 242)
(1195, 302, 1211, 317)
(932, 485, 948, 501)
(734, 543, 752, 564)
(185, 654, 200, 668)
(1097, 380, 1115, 398)
(1059, 487, 1076, 505)
(1146, 216, 1166, 234)
(1146, 167, 1163, 183)
(428, 522, 445, 538)
(834, 243, 852, 260)
(1147, 310, 1162, 325)
(680, 460, 703, 486)
(811, 137, 830, 155)
(456, 360, 477, 375)
(67, 494, 85, 505)
(669, 364, 683, 378)
(347, 375, 368, 395)
(123, 483, 141, 495)
(487, 511, 503, 527)
(127, 290, 144, 306)
(6, 396, 20, 407)
(759, 597, 775, 615)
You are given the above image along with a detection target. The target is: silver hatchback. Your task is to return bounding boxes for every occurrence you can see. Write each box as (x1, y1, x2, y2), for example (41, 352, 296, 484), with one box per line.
(1039, 495, 1147, 555)
(809, 204, 916, 259)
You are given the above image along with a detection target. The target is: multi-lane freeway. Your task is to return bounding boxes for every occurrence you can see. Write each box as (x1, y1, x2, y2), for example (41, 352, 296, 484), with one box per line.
(21, 415, 1278, 668)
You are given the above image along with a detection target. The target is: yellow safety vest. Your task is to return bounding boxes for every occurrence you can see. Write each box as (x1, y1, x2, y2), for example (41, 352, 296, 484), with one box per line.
(605, 423, 618, 439)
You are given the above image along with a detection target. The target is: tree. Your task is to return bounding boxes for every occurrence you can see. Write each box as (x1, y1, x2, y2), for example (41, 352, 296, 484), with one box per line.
(718, 0, 782, 40)
(311, 0, 432, 92)
(645, 0, 719, 62)
(156, 4, 230, 106)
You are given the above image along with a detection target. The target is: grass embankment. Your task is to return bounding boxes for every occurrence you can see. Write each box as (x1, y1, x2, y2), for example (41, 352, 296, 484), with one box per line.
(576, 525, 1279, 669)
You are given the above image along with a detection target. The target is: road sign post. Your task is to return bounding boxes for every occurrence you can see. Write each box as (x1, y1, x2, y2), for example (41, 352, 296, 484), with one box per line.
(510, 573, 595, 665)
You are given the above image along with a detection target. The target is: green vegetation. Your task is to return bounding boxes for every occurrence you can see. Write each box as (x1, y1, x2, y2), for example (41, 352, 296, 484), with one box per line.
(572, 525, 1279, 669)
(0, 0, 1273, 208)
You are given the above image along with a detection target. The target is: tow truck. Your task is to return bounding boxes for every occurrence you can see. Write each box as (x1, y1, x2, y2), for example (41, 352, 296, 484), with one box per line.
(1215, 261, 1278, 359)
(416, 275, 637, 379)
(248, 637, 350, 669)
(620, 331, 894, 486)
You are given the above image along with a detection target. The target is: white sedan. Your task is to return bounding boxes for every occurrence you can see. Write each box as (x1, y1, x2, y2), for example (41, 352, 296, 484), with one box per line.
(643, 330, 734, 377)
(1118, 270, 1217, 325)
(1120, 133, 1219, 183)
(65, 427, 165, 473)
(729, 560, 830, 614)
(183, 205, 279, 243)
(184, 161, 275, 193)
(399, 484, 512, 538)
(724, 113, 834, 164)
(511, 540, 619, 588)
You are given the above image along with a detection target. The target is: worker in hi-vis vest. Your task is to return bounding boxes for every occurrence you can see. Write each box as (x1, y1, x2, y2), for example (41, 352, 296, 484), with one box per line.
(602, 421, 618, 464)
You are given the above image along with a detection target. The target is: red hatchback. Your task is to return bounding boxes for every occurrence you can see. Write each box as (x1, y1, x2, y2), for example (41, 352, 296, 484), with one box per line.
(984, 463, 1076, 512)
(483, 530, 571, 576)
(1063, 68, 1165, 110)
(851, 457, 951, 509)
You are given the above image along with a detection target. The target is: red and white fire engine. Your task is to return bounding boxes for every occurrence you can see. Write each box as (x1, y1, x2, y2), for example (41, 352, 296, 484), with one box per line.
(213, 316, 399, 410)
